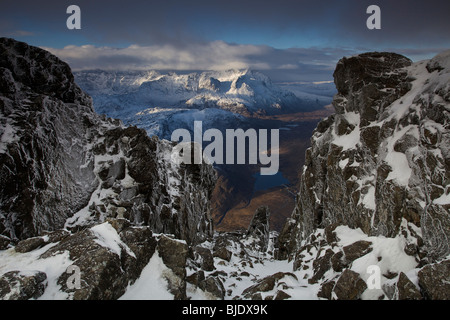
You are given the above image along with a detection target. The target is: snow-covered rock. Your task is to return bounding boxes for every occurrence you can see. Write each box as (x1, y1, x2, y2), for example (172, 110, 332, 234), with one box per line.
(276, 51, 450, 299)
(0, 37, 216, 245)
(1, 38, 448, 300)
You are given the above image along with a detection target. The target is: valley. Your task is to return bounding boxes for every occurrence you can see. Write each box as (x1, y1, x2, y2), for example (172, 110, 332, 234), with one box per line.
(212, 110, 332, 231)
(74, 69, 336, 233)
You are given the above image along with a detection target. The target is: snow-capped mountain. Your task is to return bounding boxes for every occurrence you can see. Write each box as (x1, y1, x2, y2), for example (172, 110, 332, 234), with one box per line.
(1, 38, 449, 301)
(73, 69, 334, 140)
(74, 69, 308, 118)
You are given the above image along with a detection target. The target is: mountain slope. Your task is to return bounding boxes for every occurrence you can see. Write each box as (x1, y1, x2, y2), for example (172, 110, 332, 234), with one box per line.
(276, 51, 450, 298)
(1, 39, 448, 300)
(0, 37, 215, 244)
(74, 69, 311, 118)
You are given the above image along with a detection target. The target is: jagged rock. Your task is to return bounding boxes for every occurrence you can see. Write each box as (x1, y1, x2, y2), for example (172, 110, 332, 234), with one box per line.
(14, 236, 46, 253)
(14, 229, 71, 253)
(318, 280, 336, 300)
(242, 272, 297, 299)
(382, 272, 422, 300)
(186, 271, 205, 287)
(279, 50, 450, 264)
(324, 223, 340, 244)
(198, 276, 225, 300)
(308, 249, 334, 284)
(246, 206, 271, 252)
(332, 269, 367, 300)
(0, 271, 47, 300)
(274, 218, 297, 260)
(119, 225, 157, 280)
(106, 218, 131, 233)
(329, 241, 372, 273)
(0, 38, 216, 246)
(192, 246, 215, 271)
(31, 221, 160, 300)
(418, 259, 450, 300)
(213, 247, 232, 262)
(0, 235, 13, 250)
(274, 290, 291, 300)
(39, 226, 134, 299)
(157, 235, 189, 300)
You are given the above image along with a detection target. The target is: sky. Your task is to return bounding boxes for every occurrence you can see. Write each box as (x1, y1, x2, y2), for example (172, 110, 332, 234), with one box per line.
(1, 0, 450, 82)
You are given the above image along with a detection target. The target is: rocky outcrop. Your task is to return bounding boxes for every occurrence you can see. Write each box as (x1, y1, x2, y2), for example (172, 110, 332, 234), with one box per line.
(1, 38, 449, 300)
(382, 272, 422, 300)
(0, 37, 215, 245)
(246, 206, 271, 252)
(0, 271, 47, 300)
(279, 51, 450, 262)
(418, 259, 450, 300)
(0, 38, 217, 300)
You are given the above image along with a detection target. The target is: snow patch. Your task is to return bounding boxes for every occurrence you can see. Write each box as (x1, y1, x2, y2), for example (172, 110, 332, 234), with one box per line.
(119, 250, 173, 300)
(90, 222, 136, 258)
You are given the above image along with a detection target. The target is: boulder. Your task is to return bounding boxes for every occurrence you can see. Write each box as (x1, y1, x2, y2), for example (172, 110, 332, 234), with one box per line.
(0, 271, 47, 300)
(213, 246, 233, 262)
(332, 269, 367, 300)
(14, 237, 46, 253)
(192, 246, 215, 271)
(157, 235, 189, 300)
(242, 272, 297, 299)
(418, 260, 450, 300)
(40, 222, 154, 300)
(382, 272, 422, 300)
(198, 276, 225, 300)
(246, 206, 271, 251)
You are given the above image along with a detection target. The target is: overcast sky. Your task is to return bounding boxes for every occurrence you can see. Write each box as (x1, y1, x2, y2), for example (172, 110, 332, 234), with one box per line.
(1, 0, 449, 81)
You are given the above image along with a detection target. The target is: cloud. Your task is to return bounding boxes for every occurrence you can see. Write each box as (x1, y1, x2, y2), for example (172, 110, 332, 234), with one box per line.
(2, 0, 449, 50)
(43, 41, 359, 81)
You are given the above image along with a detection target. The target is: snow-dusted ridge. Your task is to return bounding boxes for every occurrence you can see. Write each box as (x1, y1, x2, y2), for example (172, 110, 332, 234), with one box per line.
(75, 68, 302, 115)
(1, 38, 449, 301)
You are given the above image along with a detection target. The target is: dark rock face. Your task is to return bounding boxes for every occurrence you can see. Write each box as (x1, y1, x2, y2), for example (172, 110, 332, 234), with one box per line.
(0, 37, 97, 240)
(279, 51, 450, 262)
(246, 206, 271, 252)
(157, 235, 189, 300)
(0, 38, 216, 246)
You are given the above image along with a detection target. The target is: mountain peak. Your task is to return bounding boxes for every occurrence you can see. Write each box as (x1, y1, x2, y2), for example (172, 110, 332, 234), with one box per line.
(0, 37, 90, 105)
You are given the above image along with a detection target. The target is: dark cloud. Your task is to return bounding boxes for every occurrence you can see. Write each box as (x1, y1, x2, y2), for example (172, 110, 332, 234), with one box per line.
(2, 1, 449, 81)
(2, 0, 450, 48)
(43, 42, 359, 82)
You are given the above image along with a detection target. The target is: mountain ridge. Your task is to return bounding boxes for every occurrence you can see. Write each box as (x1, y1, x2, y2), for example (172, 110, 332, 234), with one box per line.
(0, 38, 449, 300)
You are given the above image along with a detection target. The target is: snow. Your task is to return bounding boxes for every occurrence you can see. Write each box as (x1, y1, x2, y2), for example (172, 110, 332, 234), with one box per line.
(361, 186, 376, 211)
(382, 125, 417, 187)
(332, 113, 361, 151)
(119, 250, 174, 300)
(0, 243, 73, 300)
(385, 151, 412, 186)
(433, 192, 450, 205)
(90, 222, 136, 258)
(334, 225, 418, 299)
(0, 122, 19, 154)
(339, 158, 349, 170)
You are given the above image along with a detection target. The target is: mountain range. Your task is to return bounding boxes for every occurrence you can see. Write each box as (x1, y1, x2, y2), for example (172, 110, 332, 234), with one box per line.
(0, 38, 449, 300)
